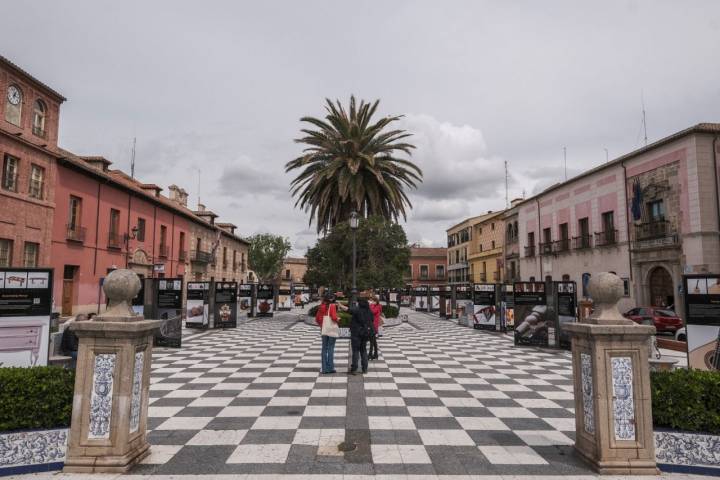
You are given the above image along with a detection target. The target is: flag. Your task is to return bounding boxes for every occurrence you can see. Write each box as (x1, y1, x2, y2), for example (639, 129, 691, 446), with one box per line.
(630, 179, 643, 221)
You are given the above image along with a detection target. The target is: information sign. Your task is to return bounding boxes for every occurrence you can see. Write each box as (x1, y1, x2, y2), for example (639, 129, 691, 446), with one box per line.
(186, 282, 209, 328)
(513, 282, 548, 347)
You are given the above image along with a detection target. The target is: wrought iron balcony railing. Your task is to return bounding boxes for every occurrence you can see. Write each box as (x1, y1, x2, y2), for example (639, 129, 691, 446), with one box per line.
(572, 235, 592, 250)
(66, 224, 86, 243)
(158, 244, 169, 258)
(524, 245, 536, 257)
(553, 238, 570, 253)
(178, 250, 187, 262)
(108, 232, 122, 248)
(595, 229, 618, 247)
(191, 249, 214, 264)
(635, 220, 670, 241)
(539, 242, 553, 256)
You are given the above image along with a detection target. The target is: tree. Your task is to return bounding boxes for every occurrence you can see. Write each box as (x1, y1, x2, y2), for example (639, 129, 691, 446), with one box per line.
(286, 96, 422, 233)
(247, 234, 292, 283)
(304, 216, 410, 292)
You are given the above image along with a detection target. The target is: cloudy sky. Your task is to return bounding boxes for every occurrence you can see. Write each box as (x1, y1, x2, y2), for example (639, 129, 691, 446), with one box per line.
(4, 1, 720, 253)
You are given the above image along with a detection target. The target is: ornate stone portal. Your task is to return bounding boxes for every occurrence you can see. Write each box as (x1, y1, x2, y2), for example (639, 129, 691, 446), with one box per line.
(565, 272, 658, 475)
(63, 269, 161, 473)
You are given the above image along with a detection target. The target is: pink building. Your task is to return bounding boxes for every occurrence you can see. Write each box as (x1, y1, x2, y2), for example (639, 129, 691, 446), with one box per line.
(518, 123, 720, 318)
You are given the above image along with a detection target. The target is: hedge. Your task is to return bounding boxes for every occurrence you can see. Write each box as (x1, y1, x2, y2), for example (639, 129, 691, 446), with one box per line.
(0, 366, 75, 431)
(651, 368, 720, 434)
(308, 303, 399, 319)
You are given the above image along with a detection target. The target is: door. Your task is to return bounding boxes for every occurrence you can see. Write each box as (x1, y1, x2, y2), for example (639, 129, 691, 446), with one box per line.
(62, 280, 73, 315)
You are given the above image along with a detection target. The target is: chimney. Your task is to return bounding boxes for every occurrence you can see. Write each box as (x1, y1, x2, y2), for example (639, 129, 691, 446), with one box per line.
(80, 156, 112, 172)
(168, 184, 188, 207)
(140, 184, 162, 198)
(510, 198, 524, 207)
(197, 203, 206, 212)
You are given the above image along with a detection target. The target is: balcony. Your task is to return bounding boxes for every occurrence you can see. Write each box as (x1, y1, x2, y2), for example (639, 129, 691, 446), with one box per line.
(539, 242, 553, 256)
(191, 249, 214, 264)
(32, 126, 46, 139)
(573, 235, 592, 250)
(108, 232, 122, 249)
(66, 224, 86, 243)
(158, 244, 169, 258)
(447, 261, 469, 271)
(635, 220, 670, 241)
(178, 250, 187, 262)
(632, 220, 679, 249)
(595, 229, 618, 247)
(552, 238, 570, 254)
(524, 245, 536, 257)
(479, 273, 487, 282)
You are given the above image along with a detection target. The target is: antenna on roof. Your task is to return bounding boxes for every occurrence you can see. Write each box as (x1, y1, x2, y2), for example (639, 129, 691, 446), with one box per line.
(130, 137, 136, 179)
(563, 146, 567, 181)
(196, 168, 201, 207)
(641, 91, 648, 146)
(504, 160, 509, 209)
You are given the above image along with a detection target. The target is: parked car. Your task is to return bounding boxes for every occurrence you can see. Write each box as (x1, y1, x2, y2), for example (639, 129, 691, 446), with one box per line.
(623, 307, 683, 334)
(675, 327, 687, 342)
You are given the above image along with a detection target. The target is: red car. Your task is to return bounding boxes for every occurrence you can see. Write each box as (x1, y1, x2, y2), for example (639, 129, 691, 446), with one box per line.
(623, 307, 683, 333)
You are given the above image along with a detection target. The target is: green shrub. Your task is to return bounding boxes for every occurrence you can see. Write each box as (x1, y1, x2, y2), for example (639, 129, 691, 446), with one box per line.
(651, 369, 720, 434)
(382, 305, 399, 318)
(0, 366, 75, 431)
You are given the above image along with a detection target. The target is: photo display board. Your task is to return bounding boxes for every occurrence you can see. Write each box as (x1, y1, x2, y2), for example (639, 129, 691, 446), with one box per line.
(238, 283, 254, 316)
(186, 282, 210, 328)
(387, 288, 399, 306)
(214, 281, 238, 328)
(472, 283, 497, 331)
(256, 284, 275, 317)
(412, 285, 428, 311)
(455, 284, 473, 326)
(684, 275, 720, 371)
(0, 269, 53, 367)
(400, 287, 412, 307)
(429, 286, 441, 312)
(438, 286, 451, 318)
(296, 284, 310, 304)
(277, 287, 293, 311)
(500, 284, 515, 331)
(555, 281, 577, 350)
(154, 278, 183, 348)
(513, 282, 548, 347)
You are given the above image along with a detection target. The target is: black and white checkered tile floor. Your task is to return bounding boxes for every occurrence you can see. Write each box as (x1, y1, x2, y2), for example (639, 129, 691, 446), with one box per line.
(135, 310, 593, 476)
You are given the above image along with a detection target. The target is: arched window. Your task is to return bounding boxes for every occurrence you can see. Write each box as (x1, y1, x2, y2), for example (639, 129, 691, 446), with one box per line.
(32, 99, 46, 137)
(5, 85, 23, 126)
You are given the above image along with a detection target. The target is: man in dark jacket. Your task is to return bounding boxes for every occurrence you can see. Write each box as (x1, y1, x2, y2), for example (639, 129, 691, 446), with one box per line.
(348, 298, 374, 375)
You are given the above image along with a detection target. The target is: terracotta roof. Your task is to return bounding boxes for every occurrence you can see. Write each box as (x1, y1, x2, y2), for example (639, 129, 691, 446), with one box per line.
(0, 55, 66, 102)
(513, 122, 720, 208)
(410, 247, 447, 257)
(446, 210, 504, 233)
(56, 149, 250, 246)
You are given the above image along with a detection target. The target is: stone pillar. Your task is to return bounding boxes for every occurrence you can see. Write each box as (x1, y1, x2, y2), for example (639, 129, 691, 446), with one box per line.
(564, 272, 658, 475)
(63, 270, 161, 473)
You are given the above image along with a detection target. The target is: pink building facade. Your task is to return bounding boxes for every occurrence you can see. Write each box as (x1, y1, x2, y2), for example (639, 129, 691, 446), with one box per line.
(518, 124, 720, 318)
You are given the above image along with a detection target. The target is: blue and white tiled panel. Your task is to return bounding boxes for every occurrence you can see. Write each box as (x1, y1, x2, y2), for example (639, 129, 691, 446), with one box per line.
(0, 428, 67, 476)
(655, 430, 720, 473)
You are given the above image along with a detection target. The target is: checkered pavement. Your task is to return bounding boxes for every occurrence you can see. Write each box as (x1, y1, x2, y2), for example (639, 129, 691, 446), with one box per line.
(134, 310, 594, 476)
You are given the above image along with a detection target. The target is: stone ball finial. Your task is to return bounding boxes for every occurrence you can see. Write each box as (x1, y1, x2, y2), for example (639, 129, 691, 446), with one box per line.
(587, 272, 629, 324)
(98, 269, 143, 321)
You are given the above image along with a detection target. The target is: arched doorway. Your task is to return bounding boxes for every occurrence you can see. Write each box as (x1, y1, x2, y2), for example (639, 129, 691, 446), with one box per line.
(648, 266, 674, 308)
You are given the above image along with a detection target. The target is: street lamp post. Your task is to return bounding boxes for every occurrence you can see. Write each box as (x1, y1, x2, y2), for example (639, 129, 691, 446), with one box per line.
(350, 210, 359, 307)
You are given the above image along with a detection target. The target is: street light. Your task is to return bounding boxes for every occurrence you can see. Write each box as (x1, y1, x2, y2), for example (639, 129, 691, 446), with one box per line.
(350, 210, 359, 307)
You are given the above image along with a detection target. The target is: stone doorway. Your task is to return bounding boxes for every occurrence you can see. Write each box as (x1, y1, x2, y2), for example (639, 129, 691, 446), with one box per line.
(648, 266, 674, 308)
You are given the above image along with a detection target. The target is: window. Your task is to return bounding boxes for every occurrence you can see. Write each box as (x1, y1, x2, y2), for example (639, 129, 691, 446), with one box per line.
(2, 155, 18, 191)
(579, 217, 589, 237)
(5, 85, 23, 126)
(420, 265, 429, 279)
(562, 274, 570, 281)
(241, 252, 245, 271)
(543, 227, 552, 244)
(436, 265, 445, 278)
(68, 196, 82, 230)
(196, 237, 202, 252)
(602, 211, 615, 232)
(285, 269, 291, 279)
(232, 250, 237, 271)
(647, 200, 665, 221)
(23, 242, 39, 267)
(529, 276, 536, 282)
(560, 223, 569, 240)
(109, 209, 121, 247)
(491, 222, 495, 230)
(32, 100, 46, 137)
(406, 264, 412, 277)
(0, 239, 12, 267)
(491, 240, 495, 249)
(159, 225, 168, 257)
(179, 232, 186, 260)
(222, 246, 228, 269)
(136, 218, 146, 242)
(622, 277, 630, 296)
(28, 164, 45, 199)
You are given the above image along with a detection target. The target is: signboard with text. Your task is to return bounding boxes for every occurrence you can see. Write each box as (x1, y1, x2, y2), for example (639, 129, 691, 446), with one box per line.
(472, 283, 497, 331)
(455, 284, 473, 326)
(256, 284, 275, 317)
(154, 278, 183, 348)
(186, 282, 210, 328)
(555, 281, 577, 350)
(412, 285, 428, 311)
(513, 282, 548, 347)
(214, 282, 238, 328)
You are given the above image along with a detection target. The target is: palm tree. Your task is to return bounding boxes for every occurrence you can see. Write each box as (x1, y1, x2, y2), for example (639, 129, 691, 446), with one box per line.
(286, 96, 422, 233)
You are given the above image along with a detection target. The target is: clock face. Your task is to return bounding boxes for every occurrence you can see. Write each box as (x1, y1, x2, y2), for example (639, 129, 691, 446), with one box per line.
(7, 85, 21, 105)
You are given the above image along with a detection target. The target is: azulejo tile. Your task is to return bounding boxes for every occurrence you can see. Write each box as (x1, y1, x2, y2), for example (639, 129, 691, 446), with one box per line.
(0, 428, 67, 469)
(580, 352, 594, 435)
(88, 353, 116, 439)
(610, 356, 635, 441)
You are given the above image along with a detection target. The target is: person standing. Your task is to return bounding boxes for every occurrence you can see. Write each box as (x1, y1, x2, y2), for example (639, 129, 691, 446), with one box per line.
(348, 298, 374, 374)
(316, 293, 339, 374)
(369, 295, 383, 360)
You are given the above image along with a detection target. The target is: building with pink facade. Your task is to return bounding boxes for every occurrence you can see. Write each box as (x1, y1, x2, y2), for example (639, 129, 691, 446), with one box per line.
(517, 123, 720, 318)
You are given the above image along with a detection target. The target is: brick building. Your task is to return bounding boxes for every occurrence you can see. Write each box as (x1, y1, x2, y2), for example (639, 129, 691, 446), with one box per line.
(0, 55, 250, 315)
(0, 56, 65, 269)
(405, 246, 447, 286)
